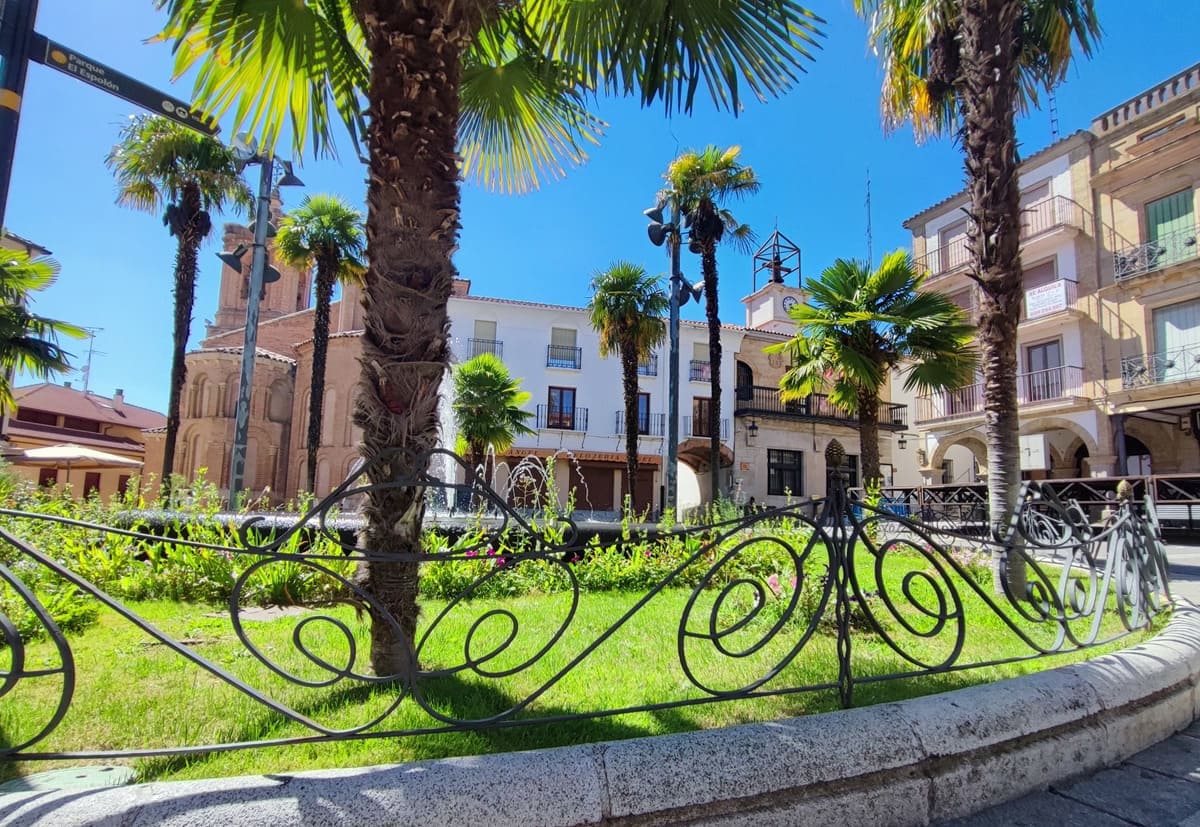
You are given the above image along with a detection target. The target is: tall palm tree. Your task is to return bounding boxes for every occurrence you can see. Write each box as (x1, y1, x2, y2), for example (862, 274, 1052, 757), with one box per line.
(0, 251, 85, 411)
(587, 262, 667, 515)
(451, 353, 534, 488)
(768, 251, 977, 489)
(662, 145, 760, 506)
(854, 0, 1100, 577)
(275, 194, 366, 494)
(158, 0, 824, 678)
(105, 115, 253, 495)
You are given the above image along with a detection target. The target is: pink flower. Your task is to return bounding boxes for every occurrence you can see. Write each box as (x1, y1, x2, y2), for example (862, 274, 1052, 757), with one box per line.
(790, 576, 798, 590)
(465, 550, 477, 558)
(767, 573, 781, 596)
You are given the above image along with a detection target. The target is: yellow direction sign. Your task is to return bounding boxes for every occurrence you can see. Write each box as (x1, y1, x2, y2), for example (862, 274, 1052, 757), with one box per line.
(29, 33, 218, 136)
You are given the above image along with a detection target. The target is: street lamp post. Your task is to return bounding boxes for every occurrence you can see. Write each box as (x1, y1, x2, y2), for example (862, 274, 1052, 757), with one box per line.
(223, 145, 302, 506)
(645, 201, 702, 522)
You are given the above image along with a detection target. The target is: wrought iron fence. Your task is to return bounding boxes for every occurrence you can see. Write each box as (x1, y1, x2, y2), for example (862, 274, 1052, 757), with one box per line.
(1122, 341, 1200, 388)
(1114, 223, 1199, 280)
(0, 443, 1172, 763)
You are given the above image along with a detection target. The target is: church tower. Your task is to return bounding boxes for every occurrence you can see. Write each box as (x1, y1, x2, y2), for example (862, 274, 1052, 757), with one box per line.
(207, 191, 312, 338)
(742, 228, 806, 334)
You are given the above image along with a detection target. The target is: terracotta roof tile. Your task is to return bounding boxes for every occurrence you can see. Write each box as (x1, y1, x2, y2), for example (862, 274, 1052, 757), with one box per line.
(13, 384, 166, 429)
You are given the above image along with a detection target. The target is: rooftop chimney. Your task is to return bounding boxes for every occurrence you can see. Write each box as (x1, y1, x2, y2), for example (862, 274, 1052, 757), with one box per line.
(112, 389, 124, 412)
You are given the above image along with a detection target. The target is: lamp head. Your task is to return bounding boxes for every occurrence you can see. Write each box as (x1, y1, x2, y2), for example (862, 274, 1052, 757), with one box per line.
(217, 244, 248, 273)
(642, 205, 665, 225)
(276, 159, 305, 188)
(647, 222, 670, 247)
(897, 435, 908, 450)
(680, 276, 703, 304)
(263, 264, 282, 284)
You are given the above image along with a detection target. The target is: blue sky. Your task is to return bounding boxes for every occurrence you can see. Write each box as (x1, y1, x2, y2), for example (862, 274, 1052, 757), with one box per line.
(7, 0, 1199, 413)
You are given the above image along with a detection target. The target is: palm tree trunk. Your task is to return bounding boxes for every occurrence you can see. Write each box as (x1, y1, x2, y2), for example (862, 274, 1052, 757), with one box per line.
(960, 0, 1026, 598)
(161, 183, 204, 499)
(858, 388, 881, 489)
(702, 243, 721, 508)
(352, 1, 483, 679)
(621, 343, 640, 515)
(306, 257, 336, 493)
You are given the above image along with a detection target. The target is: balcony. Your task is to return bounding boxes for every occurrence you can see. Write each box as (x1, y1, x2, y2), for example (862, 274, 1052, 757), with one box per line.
(1122, 343, 1200, 389)
(638, 353, 659, 377)
(467, 337, 503, 359)
(1113, 224, 1199, 281)
(914, 197, 1088, 279)
(546, 344, 582, 369)
(916, 366, 1085, 423)
(537, 404, 588, 431)
(683, 416, 730, 440)
(1022, 279, 1078, 322)
(614, 411, 666, 436)
(734, 385, 909, 430)
(689, 360, 712, 382)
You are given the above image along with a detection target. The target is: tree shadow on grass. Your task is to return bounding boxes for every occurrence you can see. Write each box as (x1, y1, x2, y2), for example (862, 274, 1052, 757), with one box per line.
(134, 670, 658, 782)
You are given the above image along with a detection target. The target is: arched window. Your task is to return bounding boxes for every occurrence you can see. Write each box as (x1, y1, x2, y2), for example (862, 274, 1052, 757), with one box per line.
(736, 361, 754, 400)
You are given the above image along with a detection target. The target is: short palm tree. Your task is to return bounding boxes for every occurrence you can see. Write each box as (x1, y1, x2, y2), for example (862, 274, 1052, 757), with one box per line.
(275, 194, 366, 494)
(768, 251, 977, 489)
(587, 262, 667, 515)
(106, 115, 253, 494)
(451, 353, 534, 487)
(854, 0, 1100, 550)
(159, 0, 824, 677)
(0, 251, 85, 411)
(662, 145, 760, 506)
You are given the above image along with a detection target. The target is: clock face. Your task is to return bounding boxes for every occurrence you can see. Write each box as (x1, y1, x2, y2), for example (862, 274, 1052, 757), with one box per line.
(781, 295, 799, 313)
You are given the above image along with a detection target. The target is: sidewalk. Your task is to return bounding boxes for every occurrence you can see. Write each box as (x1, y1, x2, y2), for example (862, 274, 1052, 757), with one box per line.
(944, 541, 1200, 826)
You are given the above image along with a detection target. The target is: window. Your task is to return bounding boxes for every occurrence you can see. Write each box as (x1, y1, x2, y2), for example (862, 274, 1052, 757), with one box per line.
(690, 342, 711, 382)
(62, 416, 101, 433)
(692, 397, 714, 437)
(548, 328, 581, 368)
(845, 455, 860, 489)
(16, 408, 57, 426)
(1025, 340, 1064, 400)
(637, 393, 650, 434)
(1146, 189, 1195, 269)
(83, 472, 101, 498)
(938, 217, 970, 273)
(548, 387, 576, 429)
(768, 450, 803, 496)
(1153, 299, 1200, 384)
(1019, 180, 1052, 235)
(37, 468, 58, 487)
(470, 320, 501, 358)
(736, 361, 753, 400)
(117, 475, 131, 497)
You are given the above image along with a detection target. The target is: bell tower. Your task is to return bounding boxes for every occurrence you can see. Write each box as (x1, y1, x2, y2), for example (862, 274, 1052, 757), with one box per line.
(742, 228, 806, 333)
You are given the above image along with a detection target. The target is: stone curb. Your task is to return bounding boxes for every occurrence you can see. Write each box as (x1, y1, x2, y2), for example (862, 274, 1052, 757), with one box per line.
(4, 602, 1198, 827)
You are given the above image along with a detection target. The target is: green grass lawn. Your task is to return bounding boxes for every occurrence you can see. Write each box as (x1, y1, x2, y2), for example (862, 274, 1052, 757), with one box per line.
(1, 543, 1162, 785)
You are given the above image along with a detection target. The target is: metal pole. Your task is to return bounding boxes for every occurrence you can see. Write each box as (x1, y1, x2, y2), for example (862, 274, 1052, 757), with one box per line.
(0, 0, 38, 233)
(227, 154, 274, 505)
(665, 201, 683, 522)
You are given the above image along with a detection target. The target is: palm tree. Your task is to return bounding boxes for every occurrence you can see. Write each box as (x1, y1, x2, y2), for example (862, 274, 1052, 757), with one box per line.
(854, 0, 1100, 572)
(768, 251, 977, 489)
(587, 262, 668, 515)
(158, 0, 825, 678)
(0, 251, 85, 411)
(451, 353, 534, 490)
(275, 194, 366, 495)
(105, 115, 253, 495)
(662, 145, 760, 506)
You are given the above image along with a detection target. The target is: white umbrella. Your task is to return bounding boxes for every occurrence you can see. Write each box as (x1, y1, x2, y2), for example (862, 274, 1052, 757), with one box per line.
(15, 443, 143, 489)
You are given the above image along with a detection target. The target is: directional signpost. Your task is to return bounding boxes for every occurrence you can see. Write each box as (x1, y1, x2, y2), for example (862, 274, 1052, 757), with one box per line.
(0, 0, 218, 229)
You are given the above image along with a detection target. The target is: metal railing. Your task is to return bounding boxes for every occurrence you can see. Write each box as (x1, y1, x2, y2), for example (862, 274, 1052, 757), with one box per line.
(734, 385, 908, 429)
(536, 404, 588, 431)
(682, 415, 730, 440)
(1114, 223, 1200, 281)
(916, 366, 1084, 422)
(688, 360, 711, 382)
(614, 411, 666, 436)
(467, 337, 503, 359)
(546, 344, 583, 369)
(638, 353, 659, 377)
(1122, 342, 1200, 388)
(0, 444, 1170, 762)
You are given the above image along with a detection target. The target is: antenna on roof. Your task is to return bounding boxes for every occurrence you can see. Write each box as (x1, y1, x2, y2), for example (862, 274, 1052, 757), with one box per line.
(79, 328, 105, 394)
(865, 167, 873, 267)
(1049, 90, 1061, 141)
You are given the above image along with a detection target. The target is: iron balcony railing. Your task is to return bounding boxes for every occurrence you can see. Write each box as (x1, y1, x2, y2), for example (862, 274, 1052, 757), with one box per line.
(546, 344, 583, 369)
(916, 365, 1084, 422)
(1022, 279, 1078, 322)
(638, 353, 659, 376)
(536, 404, 588, 431)
(614, 411, 666, 436)
(467, 337, 503, 359)
(689, 360, 712, 382)
(1114, 223, 1200, 281)
(733, 385, 908, 429)
(1122, 342, 1200, 389)
(682, 415, 730, 440)
(915, 197, 1088, 278)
